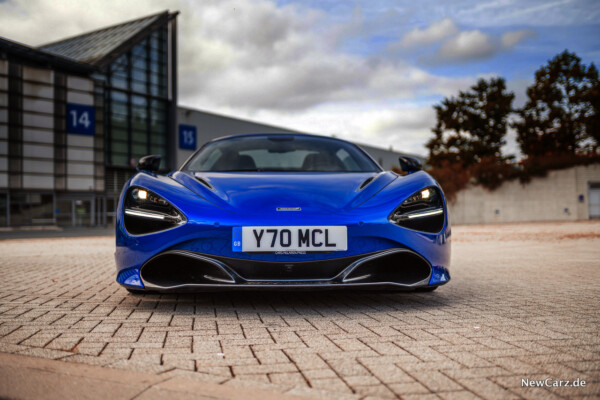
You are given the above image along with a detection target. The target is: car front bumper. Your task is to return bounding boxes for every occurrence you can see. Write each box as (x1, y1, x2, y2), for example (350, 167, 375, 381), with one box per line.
(117, 246, 450, 292)
(115, 178, 451, 292)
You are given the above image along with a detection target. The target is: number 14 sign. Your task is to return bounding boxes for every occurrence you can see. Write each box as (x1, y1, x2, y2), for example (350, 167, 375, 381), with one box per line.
(66, 103, 95, 136)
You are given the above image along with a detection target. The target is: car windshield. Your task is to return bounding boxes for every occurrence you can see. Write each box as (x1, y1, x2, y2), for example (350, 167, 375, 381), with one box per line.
(183, 135, 381, 173)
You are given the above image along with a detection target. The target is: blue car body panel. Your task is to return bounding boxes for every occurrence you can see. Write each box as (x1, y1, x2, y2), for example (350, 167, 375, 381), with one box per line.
(115, 135, 451, 291)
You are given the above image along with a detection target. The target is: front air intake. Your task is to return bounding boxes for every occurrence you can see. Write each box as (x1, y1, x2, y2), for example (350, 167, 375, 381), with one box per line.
(343, 250, 431, 285)
(140, 251, 235, 288)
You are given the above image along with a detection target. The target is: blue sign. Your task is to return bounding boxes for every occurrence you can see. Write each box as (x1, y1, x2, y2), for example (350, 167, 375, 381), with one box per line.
(232, 227, 242, 252)
(66, 103, 95, 135)
(179, 124, 197, 150)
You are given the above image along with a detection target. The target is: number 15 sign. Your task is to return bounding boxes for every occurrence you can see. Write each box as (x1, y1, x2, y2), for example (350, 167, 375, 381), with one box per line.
(179, 124, 197, 150)
(66, 103, 95, 136)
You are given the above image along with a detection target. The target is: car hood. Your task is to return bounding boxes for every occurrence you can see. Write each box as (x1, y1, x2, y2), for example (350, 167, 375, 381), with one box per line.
(170, 171, 397, 215)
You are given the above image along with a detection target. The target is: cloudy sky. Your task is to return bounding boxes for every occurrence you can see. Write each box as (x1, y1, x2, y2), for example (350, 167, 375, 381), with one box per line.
(1, 0, 599, 156)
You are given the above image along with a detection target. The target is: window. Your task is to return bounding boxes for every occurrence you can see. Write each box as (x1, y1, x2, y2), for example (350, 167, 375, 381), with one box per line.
(337, 148, 361, 171)
(0, 194, 6, 227)
(55, 199, 71, 226)
(110, 76, 127, 90)
(105, 26, 170, 167)
(185, 135, 381, 173)
(9, 194, 54, 226)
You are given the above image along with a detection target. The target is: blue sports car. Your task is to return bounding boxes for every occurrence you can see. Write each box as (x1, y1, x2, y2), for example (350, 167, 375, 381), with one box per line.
(115, 133, 450, 292)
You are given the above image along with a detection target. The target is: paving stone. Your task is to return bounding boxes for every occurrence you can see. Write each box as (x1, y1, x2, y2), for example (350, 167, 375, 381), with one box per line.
(351, 384, 396, 398)
(438, 391, 485, 400)
(1, 221, 599, 399)
(409, 370, 465, 392)
(389, 381, 431, 395)
(309, 377, 353, 393)
(269, 372, 308, 386)
(233, 362, 298, 375)
(455, 377, 521, 400)
(255, 349, 290, 364)
(401, 394, 442, 400)
(303, 368, 338, 380)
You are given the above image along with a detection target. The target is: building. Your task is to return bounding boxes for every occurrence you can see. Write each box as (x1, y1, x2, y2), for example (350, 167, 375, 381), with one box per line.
(0, 11, 409, 228)
(0, 12, 178, 227)
(176, 106, 408, 171)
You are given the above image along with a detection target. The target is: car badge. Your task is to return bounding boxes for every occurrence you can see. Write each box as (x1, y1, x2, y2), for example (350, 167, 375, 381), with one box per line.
(276, 207, 301, 211)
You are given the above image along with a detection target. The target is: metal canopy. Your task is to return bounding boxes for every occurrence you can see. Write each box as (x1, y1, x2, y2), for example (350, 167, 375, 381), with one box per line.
(39, 11, 177, 68)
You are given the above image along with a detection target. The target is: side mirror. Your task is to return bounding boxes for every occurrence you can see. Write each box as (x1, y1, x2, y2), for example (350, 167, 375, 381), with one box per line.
(398, 156, 422, 174)
(137, 155, 161, 172)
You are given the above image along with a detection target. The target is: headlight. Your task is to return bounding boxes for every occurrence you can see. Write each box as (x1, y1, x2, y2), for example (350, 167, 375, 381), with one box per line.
(123, 187, 185, 235)
(389, 186, 445, 233)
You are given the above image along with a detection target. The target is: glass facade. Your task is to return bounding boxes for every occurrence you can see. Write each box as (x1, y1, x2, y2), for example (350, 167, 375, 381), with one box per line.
(0, 13, 177, 227)
(9, 193, 54, 226)
(0, 193, 6, 226)
(55, 198, 72, 226)
(105, 27, 169, 168)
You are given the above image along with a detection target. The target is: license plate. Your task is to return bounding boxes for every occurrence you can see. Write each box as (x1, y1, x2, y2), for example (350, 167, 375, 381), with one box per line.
(232, 226, 347, 252)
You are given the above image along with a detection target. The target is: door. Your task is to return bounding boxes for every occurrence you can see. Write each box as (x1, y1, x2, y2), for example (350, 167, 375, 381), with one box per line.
(55, 196, 95, 227)
(589, 183, 600, 219)
(74, 199, 92, 226)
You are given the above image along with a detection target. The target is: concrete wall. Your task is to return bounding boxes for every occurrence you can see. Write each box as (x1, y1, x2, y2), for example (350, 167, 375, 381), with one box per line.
(176, 106, 412, 170)
(448, 164, 600, 224)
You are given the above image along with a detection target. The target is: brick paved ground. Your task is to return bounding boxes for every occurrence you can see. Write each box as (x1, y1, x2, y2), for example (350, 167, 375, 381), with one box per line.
(0, 221, 599, 399)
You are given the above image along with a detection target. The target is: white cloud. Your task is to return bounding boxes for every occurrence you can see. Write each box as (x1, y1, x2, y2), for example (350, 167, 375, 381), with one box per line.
(436, 30, 497, 63)
(397, 18, 459, 48)
(0, 0, 488, 154)
(506, 77, 533, 108)
(0, 0, 179, 46)
(388, 15, 535, 66)
(427, 28, 534, 64)
(501, 29, 535, 49)
(231, 104, 439, 156)
(167, 0, 481, 112)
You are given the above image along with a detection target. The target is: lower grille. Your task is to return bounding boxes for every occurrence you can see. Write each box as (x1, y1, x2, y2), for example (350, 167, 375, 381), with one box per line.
(210, 254, 368, 281)
(138, 249, 433, 290)
(141, 251, 235, 287)
(343, 250, 431, 285)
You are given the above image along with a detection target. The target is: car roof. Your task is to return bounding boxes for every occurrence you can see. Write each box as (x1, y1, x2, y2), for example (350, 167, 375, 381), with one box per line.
(207, 132, 351, 144)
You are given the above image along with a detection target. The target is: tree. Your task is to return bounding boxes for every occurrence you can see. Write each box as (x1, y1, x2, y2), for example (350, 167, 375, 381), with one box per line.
(583, 78, 600, 147)
(514, 50, 599, 156)
(427, 77, 515, 168)
(425, 77, 515, 194)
